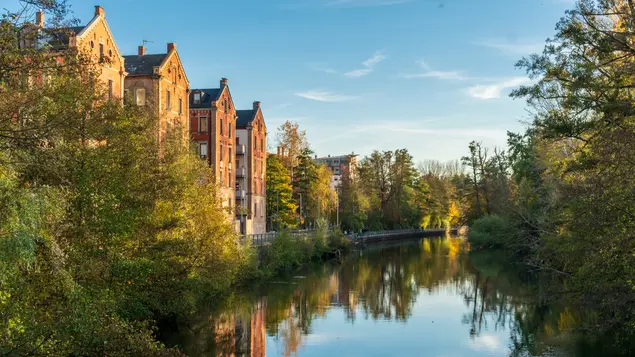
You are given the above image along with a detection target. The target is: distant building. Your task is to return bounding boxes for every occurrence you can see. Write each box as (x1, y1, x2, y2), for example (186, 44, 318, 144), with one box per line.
(124, 42, 190, 143)
(314, 153, 358, 188)
(189, 79, 237, 221)
(236, 102, 267, 235)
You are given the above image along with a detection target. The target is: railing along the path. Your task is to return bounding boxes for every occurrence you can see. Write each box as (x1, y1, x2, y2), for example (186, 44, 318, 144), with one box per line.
(241, 227, 460, 247)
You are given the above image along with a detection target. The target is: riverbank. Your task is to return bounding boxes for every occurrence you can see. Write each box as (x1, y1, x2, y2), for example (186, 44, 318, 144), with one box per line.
(160, 235, 622, 357)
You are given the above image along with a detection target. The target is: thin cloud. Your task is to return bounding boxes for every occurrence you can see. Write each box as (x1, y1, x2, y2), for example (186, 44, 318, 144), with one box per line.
(326, 0, 413, 7)
(475, 40, 544, 55)
(344, 51, 386, 78)
(268, 116, 310, 125)
(295, 90, 358, 102)
(400, 60, 468, 80)
(308, 62, 338, 74)
(353, 122, 505, 139)
(466, 77, 531, 100)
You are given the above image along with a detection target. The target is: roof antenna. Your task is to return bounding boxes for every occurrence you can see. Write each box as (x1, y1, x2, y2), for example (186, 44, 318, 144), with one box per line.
(142, 39, 153, 46)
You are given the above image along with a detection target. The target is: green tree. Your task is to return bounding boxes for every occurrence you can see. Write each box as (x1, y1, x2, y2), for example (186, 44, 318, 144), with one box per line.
(266, 154, 298, 230)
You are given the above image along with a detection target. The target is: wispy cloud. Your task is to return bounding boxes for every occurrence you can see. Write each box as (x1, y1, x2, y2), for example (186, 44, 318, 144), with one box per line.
(271, 102, 292, 110)
(344, 51, 386, 78)
(400, 60, 468, 80)
(325, 0, 413, 7)
(353, 122, 506, 139)
(466, 77, 531, 100)
(308, 62, 338, 74)
(295, 90, 358, 102)
(267, 116, 309, 125)
(475, 39, 544, 56)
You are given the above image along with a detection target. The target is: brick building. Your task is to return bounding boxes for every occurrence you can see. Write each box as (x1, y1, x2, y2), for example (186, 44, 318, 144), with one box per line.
(189, 79, 237, 218)
(124, 43, 190, 143)
(314, 153, 358, 188)
(235, 102, 267, 234)
(30, 6, 126, 100)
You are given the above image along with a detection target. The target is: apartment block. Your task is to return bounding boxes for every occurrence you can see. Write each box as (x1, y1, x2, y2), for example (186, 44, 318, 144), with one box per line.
(124, 43, 190, 143)
(30, 6, 126, 100)
(314, 153, 358, 188)
(235, 102, 267, 234)
(189, 79, 237, 216)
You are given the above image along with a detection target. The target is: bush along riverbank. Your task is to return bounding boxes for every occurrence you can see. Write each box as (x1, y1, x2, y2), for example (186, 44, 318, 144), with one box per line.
(241, 226, 350, 282)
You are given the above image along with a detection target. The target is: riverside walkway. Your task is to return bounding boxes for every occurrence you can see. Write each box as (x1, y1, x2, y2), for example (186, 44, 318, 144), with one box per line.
(241, 227, 463, 247)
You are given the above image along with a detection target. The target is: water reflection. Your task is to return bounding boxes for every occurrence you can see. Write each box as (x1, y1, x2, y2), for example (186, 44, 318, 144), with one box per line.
(164, 237, 596, 357)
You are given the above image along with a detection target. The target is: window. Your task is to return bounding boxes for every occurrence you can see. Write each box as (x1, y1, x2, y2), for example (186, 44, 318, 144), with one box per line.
(166, 89, 171, 109)
(108, 49, 112, 58)
(220, 117, 224, 135)
(220, 170, 224, 185)
(229, 147, 232, 161)
(199, 116, 208, 133)
(228, 122, 232, 138)
(220, 143, 223, 162)
(178, 98, 183, 114)
(254, 203, 257, 217)
(108, 80, 113, 100)
(99, 43, 104, 62)
(135, 88, 146, 106)
(193, 92, 201, 104)
(199, 142, 207, 158)
(261, 138, 264, 151)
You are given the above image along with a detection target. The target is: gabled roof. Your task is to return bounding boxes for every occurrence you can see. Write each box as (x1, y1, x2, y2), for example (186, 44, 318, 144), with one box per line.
(236, 109, 256, 129)
(124, 54, 168, 76)
(44, 26, 85, 50)
(190, 88, 222, 108)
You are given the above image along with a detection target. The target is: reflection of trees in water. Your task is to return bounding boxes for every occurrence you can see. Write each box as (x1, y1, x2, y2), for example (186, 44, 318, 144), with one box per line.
(167, 237, 578, 357)
(337, 237, 471, 321)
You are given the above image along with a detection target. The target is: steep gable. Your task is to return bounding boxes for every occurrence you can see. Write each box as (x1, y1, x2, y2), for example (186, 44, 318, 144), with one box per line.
(158, 46, 190, 89)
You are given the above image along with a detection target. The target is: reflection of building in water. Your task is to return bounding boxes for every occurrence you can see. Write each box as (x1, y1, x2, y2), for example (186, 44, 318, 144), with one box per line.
(250, 298, 266, 357)
(213, 298, 267, 357)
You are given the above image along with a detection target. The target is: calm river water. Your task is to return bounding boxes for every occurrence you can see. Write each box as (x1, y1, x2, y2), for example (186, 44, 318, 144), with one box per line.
(161, 236, 614, 357)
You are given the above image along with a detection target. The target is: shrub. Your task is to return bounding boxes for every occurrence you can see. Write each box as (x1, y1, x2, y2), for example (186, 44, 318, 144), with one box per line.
(467, 214, 513, 249)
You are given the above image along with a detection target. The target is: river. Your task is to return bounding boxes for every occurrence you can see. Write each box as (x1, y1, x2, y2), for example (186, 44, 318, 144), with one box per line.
(161, 236, 615, 357)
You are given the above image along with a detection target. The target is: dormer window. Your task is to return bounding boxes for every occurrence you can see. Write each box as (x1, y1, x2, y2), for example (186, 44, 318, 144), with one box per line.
(193, 92, 201, 104)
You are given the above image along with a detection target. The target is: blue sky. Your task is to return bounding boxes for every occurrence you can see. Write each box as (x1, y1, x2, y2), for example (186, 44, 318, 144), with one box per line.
(8, 0, 576, 162)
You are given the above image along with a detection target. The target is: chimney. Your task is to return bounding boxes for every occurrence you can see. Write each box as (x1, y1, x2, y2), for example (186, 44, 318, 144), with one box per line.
(314, 155, 317, 159)
(94, 6, 105, 17)
(167, 42, 176, 52)
(253, 101, 261, 110)
(328, 155, 330, 158)
(35, 9, 44, 27)
(138, 45, 146, 56)
(220, 78, 228, 86)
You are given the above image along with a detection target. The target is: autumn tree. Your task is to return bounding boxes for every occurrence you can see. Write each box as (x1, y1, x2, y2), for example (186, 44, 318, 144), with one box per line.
(266, 154, 298, 230)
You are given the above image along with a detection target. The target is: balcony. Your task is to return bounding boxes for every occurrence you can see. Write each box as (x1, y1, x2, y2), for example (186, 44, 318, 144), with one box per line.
(236, 189, 246, 200)
(236, 145, 246, 155)
(236, 167, 246, 178)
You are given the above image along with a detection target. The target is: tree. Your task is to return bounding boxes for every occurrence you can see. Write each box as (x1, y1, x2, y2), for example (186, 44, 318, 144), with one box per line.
(338, 169, 370, 233)
(357, 149, 417, 229)
(275, 121, 308, 174)
(266, 154, 298, 230)
(292, 148, 317, 227)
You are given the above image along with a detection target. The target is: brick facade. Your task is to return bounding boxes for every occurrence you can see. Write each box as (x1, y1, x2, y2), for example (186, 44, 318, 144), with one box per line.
(124, 43, 190, 143)
(189, 79, 237, 221)
(236, 102, 267, 234)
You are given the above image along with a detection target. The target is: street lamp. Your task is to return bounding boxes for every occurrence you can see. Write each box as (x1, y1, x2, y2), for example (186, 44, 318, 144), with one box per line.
(273, 189, 280, 231)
